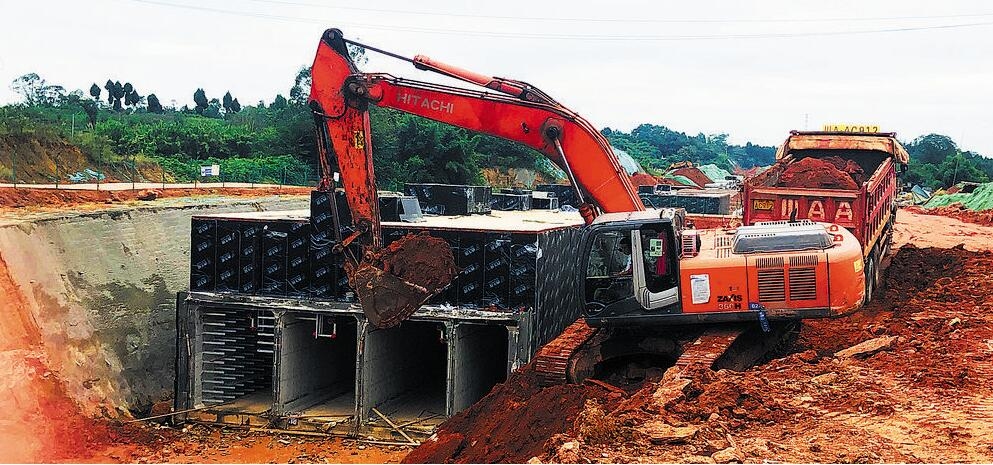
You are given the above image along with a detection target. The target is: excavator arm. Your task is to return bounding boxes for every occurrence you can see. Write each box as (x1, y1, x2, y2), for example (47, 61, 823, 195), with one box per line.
(308, 28, 643, 327)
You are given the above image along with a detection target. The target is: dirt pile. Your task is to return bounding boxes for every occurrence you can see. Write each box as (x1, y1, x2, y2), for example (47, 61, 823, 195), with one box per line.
(906, 204, 993, 227)
(776, 157, 859, 190)
(403, 361, 616, 463)
(0, 186, 311, 211)
(541, 245, 993, 463)
(629, 173, 658, 187)
(821, 155, 866, 184)
(671, 167, 713, 188)
(411, 243, 993, 463)
(379, 233, 459, 292)
(685, 214, 742, 230)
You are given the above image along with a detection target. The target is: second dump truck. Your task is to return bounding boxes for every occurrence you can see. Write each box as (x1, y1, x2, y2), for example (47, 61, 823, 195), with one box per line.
(743, 130, 910, 303)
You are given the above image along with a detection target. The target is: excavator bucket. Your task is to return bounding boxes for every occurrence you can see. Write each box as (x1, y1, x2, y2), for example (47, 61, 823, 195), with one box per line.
(347, 233, 458, 328)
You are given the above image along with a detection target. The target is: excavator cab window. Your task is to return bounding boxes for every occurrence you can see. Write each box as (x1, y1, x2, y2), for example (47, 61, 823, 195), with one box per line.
(585, 231, 635, 312)
(638, 227, 677, 293)
(584, 221, 680, 317)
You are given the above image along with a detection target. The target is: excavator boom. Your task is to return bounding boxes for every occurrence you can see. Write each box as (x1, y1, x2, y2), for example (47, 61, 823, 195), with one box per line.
(308, 28, 643, 327)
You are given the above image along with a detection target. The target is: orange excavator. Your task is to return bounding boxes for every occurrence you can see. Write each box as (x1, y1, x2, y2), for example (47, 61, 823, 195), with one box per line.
(308, 29, 867, 379)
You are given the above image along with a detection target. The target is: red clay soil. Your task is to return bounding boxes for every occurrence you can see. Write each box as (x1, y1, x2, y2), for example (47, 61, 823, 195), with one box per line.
(403, 365, 615, 464)
(0, 248, 406, 463)
(378, 233, 459, 292)
(0, 186, 312, 211)
(629, 173, 659, 187)
(776, 157, 859, 190)
(670, 167, 713, 188)
(406, 241, 993, 463)
(821, 155, 866, 184)
(905, 204, 993, 227)
(684, 214, 742, 230)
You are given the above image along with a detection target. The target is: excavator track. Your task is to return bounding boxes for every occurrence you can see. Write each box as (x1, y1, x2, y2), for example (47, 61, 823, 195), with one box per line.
(533, 319, 599, 386)
(673, 326, 747, 370)
(532, 319, 800, 387)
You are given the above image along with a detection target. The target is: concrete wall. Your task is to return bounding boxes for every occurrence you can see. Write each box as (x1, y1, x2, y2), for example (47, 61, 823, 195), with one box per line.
(360, 320, 451, 422)
(277, 313, 357, 413)
(0, 195, 308, 416)
(452, 323, 509, 412)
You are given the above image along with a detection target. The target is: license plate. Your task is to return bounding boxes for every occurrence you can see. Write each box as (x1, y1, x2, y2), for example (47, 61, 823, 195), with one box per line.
(752, 199, 775, 211)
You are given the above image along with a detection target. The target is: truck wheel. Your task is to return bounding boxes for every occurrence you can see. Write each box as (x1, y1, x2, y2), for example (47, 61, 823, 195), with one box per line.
(864, 257, 875, 305)
(873, 254, 883, 293)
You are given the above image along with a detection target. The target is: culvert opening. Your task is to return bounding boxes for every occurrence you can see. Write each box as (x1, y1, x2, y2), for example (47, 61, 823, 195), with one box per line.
(453, 323, 509, 412)
(198, 308, 274, 413)
(363, 320, 448, 423)
(278, 313, 358, 418)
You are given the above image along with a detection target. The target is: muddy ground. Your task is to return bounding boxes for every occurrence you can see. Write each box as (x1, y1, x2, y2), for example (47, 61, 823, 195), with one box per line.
(2, 205, 992, 463)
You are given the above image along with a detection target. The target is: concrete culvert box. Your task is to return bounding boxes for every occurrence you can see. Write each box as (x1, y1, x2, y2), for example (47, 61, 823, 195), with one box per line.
(361, 320, 450, 425)
(276, 313, 358, 424)
(195, 307, 275, 415)
(452, 323, 510, 412)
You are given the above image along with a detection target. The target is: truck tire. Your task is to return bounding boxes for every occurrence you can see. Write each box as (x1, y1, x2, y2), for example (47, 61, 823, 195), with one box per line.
(864, 257, 876, 305)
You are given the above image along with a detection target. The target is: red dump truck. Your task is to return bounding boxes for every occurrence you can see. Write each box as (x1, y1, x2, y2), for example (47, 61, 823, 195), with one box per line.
(743, 131, 909, 303)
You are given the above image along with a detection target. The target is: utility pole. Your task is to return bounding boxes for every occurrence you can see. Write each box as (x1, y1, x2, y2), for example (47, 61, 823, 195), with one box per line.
(952, 156, 961, 186)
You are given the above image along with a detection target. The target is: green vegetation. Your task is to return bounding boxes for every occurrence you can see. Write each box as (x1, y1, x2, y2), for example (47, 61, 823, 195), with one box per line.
(603, 124, 777, 173)
(4, 70, 989, 191)
(1, 69, 558, 186)
(903, 134, 993, 190)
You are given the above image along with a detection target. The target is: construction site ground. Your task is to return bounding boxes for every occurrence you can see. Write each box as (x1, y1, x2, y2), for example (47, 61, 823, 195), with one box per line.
(0, 185, 312, 214)
(2, 199, 993, 463)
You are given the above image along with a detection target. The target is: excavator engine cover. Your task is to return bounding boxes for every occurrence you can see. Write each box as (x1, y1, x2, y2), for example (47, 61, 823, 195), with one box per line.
(347, 233, 458, 328)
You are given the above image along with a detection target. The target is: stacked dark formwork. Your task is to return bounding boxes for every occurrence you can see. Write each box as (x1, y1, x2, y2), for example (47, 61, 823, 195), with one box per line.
(176, 185, 585, 438)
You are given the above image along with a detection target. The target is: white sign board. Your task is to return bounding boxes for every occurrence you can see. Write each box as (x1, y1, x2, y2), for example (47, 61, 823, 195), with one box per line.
(690, 274, 711, 304)
(200, 164, 221, 177)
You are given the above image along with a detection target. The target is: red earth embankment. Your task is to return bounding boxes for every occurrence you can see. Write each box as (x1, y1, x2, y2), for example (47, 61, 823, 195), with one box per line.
(0, 186, 312, 212)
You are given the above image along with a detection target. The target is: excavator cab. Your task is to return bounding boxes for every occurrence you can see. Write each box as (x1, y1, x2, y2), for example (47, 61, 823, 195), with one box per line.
(582, 209, 684, 323)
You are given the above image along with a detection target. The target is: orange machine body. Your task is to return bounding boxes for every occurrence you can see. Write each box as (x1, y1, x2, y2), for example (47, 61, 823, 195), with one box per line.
(678, 223, 865, 319)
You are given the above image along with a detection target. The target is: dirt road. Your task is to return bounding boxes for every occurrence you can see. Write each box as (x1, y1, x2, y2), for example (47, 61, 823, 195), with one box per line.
(0, 186, 312, 213)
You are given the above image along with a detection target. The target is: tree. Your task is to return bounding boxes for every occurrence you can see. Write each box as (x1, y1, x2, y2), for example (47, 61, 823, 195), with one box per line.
(10, 73, 65, 106)
(271, 94, 288, 110)
(80, 99, 98, 128)
(124, 90, 142, 108)
(193, 88, 208, 115)
(907, 134, 957, 165)
(230, 98, 241, 113)
(104, 80, 115, 104)
(111, 81, 125, 111)
(89, 83, 101, 100)
(289, 67, 312, 105)
(204, 98, 222, 118)
(147, 93, 164, 113)
(222, 91, 233, 113)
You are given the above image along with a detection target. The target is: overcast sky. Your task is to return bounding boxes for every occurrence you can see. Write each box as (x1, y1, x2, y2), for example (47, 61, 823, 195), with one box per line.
(2, 0, 992, 153)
